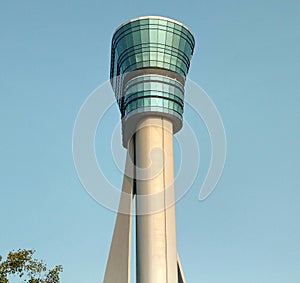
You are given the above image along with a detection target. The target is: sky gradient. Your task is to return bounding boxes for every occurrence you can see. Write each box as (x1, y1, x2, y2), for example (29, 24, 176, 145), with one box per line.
(1, 0, 300, 282)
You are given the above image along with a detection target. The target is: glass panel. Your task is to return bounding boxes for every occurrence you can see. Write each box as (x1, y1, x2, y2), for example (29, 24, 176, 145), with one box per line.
(137, 84, 143, 92)
(174, 88, 180, 97)
(169, 86, 175, 94)
(149, 18, 158, 25)
(124, 59, 131, 70)
(166, 32, 173, 46)
(173, 34, 180, 48)
(166, 84, 170, 92)
(150, 82, 156, 90)
(133, 85, 138, 93)
(174, 103, 179, 112)
(158, 19, 167, 26)
(184, 42, 191, 54)
(158, 98, 163, 107)
(142, 51, 150, 61)
(135, 53, 142, 62)
(150, 98, 155, 105)
(177, 37, 183, 50)
(164, 53, 171, 63)
(170, 56, 177, 65)
(131, 101, 135, 109)
(139, 19, 148, 26)
(176, 95, 181, 102)
(164, 63, 170, 69)
(149, 28, 158, 42)
(175, 25, 183, 33)
(127, 34, 134, 48)
(144, 97, 151, 106)
(158, 30, 166, 45)
(117, 40, 126, 53)
(157, 83, 163, 92)
(128, 55, 133, 65)
(133, 31, 141, 45)
(149, 52, 157, 61)
(144, 82, 150, 90)
(124, 37, 131, 50)
(141, 29, 149, 42)
(179, 104, 183, 113)
(133, 21, 141, 29)
(180, 28, 188, 38)
(157, 52, 164, 62)
(167, 21, 174, 29)
(169, 64, 176, 72)
(157, 61, 164, 68)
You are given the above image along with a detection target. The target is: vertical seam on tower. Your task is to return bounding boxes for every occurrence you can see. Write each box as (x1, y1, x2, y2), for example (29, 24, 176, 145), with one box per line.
(134, 134, 139, 281)
(133, 134, 136, 196)
(162, 118, 169, 283)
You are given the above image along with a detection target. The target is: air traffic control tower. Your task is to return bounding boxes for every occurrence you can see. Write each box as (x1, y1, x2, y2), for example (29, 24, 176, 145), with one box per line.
(104, 16, 195, 283)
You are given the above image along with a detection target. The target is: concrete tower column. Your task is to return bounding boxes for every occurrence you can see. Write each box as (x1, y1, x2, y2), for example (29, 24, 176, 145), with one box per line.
(135, 117, 178, 283)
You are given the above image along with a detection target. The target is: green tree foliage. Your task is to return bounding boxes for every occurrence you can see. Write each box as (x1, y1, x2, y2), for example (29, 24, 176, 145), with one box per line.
(0, 249, 62, 283)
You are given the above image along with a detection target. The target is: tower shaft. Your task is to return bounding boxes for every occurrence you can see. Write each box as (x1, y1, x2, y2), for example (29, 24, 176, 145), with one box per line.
(135, 118, 177, 283)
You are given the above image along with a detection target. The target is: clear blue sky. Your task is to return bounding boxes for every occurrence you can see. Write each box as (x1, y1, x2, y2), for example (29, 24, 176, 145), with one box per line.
(1, 0, 299, 282)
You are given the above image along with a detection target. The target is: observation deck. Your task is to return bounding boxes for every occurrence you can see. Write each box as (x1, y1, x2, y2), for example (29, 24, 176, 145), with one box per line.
(110, 16, 195, 146)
